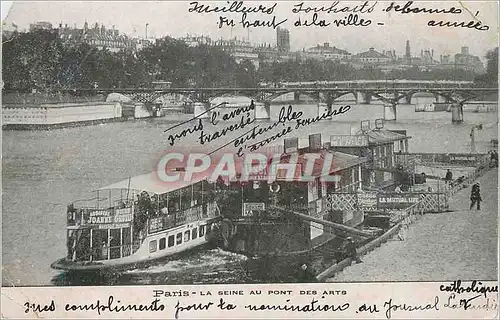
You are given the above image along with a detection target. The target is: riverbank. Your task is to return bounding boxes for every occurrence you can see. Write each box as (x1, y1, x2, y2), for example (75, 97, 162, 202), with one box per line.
(326, 168, 498, 282)
(2, 117, 128, 131)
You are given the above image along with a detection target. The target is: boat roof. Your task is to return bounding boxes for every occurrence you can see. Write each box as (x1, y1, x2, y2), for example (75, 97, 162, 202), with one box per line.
(97, 171, 208, 194)
(366, 130, 411, 145)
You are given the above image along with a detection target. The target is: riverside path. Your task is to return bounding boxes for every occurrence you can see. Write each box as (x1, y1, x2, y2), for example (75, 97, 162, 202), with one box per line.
(327, 168, 498, 282)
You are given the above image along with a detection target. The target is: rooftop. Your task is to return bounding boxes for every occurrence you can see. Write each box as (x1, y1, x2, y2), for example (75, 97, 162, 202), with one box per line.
(353, 48, 390, 59)
(307, 43, 350, 55)
(366, 129, 411, 145)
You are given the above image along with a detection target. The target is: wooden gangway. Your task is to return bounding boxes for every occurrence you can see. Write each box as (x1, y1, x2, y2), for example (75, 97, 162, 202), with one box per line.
(269, 205, 376, 238)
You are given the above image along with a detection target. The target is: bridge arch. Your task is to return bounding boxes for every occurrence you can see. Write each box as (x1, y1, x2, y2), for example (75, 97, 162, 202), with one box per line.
(329, 91, 357, 102)
(405, 90, 453, 103)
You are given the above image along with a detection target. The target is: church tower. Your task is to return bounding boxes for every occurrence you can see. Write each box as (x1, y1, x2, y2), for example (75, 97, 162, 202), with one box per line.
(405, 40, 411, 64)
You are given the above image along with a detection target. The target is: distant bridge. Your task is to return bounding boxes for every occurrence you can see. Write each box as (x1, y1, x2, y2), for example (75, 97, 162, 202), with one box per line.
(5, 84, 496, 122)
(270, 80, 475, 90)
(44, 85, 497, 106)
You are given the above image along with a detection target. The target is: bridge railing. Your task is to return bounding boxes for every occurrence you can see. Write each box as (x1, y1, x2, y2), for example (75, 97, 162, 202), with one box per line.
(395, 152, 489, 167)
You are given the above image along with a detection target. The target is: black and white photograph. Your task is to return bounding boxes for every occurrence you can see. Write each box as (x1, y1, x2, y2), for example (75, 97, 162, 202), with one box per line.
(1, 0, 498, 318)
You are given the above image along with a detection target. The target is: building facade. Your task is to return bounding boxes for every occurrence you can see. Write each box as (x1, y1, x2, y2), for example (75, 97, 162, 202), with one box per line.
(29, 21, 53, 31)
(303, 43, 351, 61)
(2, 102, 122, 127)
(179, 35, 213, 47)
(214, 37, 260, 69)
(352, 48, 391, 64)
(454, 46, 485, 73)
(58, 22, 137, 52)
(329, 129, 411, 189)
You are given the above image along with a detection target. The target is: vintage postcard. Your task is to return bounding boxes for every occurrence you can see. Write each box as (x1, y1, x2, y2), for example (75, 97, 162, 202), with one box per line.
(1, 0, 498, 318)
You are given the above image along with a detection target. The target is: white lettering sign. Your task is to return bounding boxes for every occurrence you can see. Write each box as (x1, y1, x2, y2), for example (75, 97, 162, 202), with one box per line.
(330, 135, 369, 147)
(89, 210, 110, 217)
(98, 223, 130, 230)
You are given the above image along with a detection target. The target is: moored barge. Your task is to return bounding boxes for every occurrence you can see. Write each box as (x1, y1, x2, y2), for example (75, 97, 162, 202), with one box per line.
(51, 173, 222, 271)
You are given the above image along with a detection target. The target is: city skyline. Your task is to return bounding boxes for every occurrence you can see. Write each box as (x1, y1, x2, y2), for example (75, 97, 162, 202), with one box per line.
(3, 1, 498, 59)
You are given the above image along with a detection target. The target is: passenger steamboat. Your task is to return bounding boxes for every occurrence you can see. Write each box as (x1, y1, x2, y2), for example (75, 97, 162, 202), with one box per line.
(51, 172, 222, 271)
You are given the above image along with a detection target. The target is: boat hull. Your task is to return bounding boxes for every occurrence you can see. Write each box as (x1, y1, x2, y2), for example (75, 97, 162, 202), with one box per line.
(52, 219, 221, 272)
(51, 240, 217, 272)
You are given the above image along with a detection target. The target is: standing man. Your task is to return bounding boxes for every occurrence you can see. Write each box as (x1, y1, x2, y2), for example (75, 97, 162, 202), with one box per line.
(394, 185, 402, 193)
(445, 169, 453, 184)
(345, 237, 363, 264)
(491, 150, 498, 168)
(297, 263, 317, 283)
(470, 182, 482, 210)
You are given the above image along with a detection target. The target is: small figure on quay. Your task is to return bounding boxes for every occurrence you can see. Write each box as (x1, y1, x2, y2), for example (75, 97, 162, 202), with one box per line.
(489, 150, 498, 168)
(470, 182, 482, 211)
(420, 172, 427, 183)
(297, 263, 317, 283)
(345, 237, 363, 264)
(445, 169, 453, 184)
(394, 185, 402, 193)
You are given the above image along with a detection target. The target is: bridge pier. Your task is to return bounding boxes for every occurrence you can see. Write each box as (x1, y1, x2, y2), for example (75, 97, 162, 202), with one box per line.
(356, 92, 371, 104)
(434, 94, 448, 103)
(398, 94, 411, 104)
(317, 103, 332, 119)
(384, 103, 397, 121)
(451, 103, 464, 123)
(414, 96, 430, 112)
(254, 102, 271, 120)
(193, 102, 209, 119)
(293, 92, 301, 102)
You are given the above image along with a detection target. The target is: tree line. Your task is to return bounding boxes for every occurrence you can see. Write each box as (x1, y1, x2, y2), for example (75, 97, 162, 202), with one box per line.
(2, 29, 498, 91)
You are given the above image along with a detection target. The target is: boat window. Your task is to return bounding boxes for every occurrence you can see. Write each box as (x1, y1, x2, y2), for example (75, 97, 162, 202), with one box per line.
(317, 178, 323, 198)
(122, 227, 131, 257)
(193, 182, 203, 206)
(91, 229, 108, 261)
(199, 225, 205, 237)
(168, 235, 175, 247)
(184, 230, 190, 242)
(206, 223, 212, 234)
(71, 228, 91, 261)
(110, 228, 121, 259)
(181, 187, 191, 210)
(169, 190, 181, 214)
(159, 238, 166, 250)
(192, 228, 198, 240)
(149, 240, 157, 253)
(176, 233, 182, 245)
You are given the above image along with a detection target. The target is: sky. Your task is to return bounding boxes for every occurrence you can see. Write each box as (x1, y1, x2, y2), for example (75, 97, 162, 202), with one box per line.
(2, 1, 12, 21)
(3, 1, 499, 59)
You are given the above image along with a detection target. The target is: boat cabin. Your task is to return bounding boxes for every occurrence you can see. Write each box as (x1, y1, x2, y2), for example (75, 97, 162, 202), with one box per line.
(65, 173, 220, 263)
(222, 134, 368, 246)
(330, 124, 411, 190)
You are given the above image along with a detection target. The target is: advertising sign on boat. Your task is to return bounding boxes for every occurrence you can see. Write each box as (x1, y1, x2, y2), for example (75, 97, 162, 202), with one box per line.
(330, 135, 369, 147)
(86, 207, 133, 228)
(284, 137, 298, 153)
(149, 217, 163, 233)
(377, 193, 424, 209)
(397, 153, 486, 166)
(447, 153, 483, 165)
(243, 202, 265, 216)
(358, 192, 378, 211)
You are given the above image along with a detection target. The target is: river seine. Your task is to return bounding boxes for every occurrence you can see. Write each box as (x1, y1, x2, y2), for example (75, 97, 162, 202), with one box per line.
(2, 100, 497, 285)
